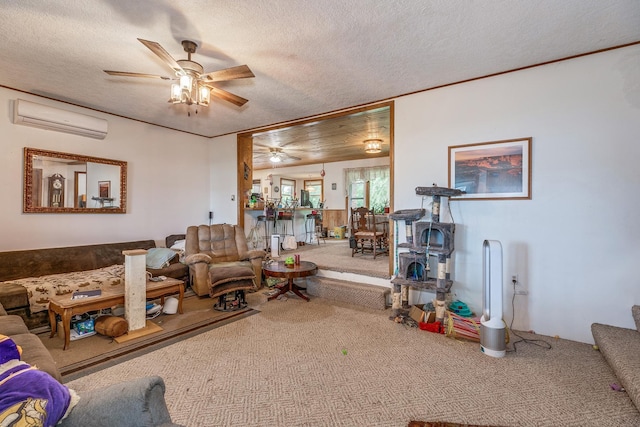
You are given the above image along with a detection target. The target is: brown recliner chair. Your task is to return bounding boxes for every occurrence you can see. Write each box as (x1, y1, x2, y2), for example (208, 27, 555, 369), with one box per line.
(185, 224, 265, 309)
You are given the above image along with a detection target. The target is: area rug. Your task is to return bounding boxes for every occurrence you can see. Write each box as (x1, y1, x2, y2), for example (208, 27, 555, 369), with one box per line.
(38, 294, 258, 381)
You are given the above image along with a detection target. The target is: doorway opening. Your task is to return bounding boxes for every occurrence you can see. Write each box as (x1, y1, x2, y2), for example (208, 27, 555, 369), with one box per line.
(237, 101, 395, 277)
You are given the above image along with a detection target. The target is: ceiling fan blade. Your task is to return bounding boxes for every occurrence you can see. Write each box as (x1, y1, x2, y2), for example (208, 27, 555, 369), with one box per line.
(207, 86, 249, 107)
(283, 153, 302, 161)
(137, 38, 185, 76)
(253, 143, 274, 149)
(104, 70, 171, 80)
(201, 65, 255, 83)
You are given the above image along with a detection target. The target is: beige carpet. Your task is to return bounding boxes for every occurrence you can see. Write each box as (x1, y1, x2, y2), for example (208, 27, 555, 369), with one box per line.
(65, 292, 640, 427)
(408, 423, 501, 427)
(40, 294, 256, 381)
(281, 238, 390, 279)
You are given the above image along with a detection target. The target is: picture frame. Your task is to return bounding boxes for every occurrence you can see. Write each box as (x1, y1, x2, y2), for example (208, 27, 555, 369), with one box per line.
(448, 137, 531, 200)
(243, 162, 250, 180)
(98, 181, 110, 198)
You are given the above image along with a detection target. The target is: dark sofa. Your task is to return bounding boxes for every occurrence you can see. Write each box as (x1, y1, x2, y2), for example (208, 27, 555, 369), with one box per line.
(0, 238, 187, 329)
(0, 237, 187, 426)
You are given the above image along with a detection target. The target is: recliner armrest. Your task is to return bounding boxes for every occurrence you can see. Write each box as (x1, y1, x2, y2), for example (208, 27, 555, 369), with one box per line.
(246, 249, 266, 261)
(59, 376, 182, 427)
(185, 253, 212, 265)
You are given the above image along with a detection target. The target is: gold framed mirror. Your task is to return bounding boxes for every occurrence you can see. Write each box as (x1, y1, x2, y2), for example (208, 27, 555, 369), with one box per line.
(23, 147, 127, 213)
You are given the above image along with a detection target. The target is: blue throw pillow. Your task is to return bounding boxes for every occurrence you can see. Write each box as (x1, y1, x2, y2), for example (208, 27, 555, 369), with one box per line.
(145, 248, 177, 269)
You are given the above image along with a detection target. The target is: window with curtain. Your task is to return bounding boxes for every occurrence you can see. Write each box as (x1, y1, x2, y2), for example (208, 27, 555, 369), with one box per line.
(280, 178, 296, 206)
(350, 181, 367, 209)
(304, 179, 323, 208)
(344, 166, 389, 213)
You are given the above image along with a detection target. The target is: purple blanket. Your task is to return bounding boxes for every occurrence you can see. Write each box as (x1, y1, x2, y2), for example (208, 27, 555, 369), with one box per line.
(1, 361, 72, 426)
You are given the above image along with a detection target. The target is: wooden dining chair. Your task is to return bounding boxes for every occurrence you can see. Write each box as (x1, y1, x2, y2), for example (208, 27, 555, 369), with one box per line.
(350, 207, 388, 259)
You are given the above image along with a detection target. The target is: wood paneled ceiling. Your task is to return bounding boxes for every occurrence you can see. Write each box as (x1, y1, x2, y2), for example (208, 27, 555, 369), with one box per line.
(252, 105, 390, 170)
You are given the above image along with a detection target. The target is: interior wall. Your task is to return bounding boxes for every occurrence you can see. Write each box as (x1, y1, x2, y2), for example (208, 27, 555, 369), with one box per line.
(394, 44, 640, 343)
(253, 156, 390, 209)
(0, 88, 211, 250)
(209, 133, 239, 225)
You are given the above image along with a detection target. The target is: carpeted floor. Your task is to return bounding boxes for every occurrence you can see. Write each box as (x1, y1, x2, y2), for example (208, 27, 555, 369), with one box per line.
(44, 240, 384, 381)
(408, 423, 501, 427)
(65, 292, 640, 427)
(281, 238, 390, 279)
(40, 294, 257, 381)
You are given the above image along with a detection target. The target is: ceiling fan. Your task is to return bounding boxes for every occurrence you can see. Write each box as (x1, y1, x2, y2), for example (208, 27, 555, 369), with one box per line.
(104, 38, 254, 108)
(254, 146, 301, 163)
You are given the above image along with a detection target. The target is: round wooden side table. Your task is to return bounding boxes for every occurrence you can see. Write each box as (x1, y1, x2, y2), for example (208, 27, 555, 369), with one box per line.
(263, 260, 317, 301)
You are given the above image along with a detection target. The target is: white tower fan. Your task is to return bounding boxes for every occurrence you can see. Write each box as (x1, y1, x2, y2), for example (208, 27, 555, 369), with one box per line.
(480, 240, 506, 357)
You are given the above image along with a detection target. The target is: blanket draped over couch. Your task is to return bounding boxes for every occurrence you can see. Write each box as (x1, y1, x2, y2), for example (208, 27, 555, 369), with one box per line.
(0, 239, 187, 329)
(1, 265, 125, 314)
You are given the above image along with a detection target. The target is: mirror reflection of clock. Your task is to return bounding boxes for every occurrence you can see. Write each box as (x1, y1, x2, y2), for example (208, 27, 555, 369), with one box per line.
(48, 174, 65, 208)
(274, 186, 279, 193)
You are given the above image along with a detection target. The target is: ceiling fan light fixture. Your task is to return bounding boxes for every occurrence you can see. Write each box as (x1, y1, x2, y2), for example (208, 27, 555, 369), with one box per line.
(179, 74, 193, 91)
(363, 138, 382, 154)
(108, 39, 253, 110)
(269, 153, 282, 163)
(198, 85, 210, 106)
(170, 74, 212, 107)
(170, 83, 182, 103)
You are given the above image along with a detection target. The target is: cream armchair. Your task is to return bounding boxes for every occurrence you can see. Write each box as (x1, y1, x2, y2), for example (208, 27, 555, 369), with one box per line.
(185, 224, 266, 306)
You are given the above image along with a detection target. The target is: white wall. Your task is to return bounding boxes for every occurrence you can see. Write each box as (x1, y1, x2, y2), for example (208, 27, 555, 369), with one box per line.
(209, 133, 238, 225)
(0, 88, 211, 249)
(395, 44, 640, 343)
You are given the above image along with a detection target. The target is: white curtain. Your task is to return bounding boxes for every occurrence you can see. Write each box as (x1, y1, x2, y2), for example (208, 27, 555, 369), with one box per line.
(343, 166, 390, 195)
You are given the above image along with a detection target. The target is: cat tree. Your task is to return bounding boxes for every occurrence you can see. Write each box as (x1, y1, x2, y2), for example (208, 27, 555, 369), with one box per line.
(389, 186, 464, 324)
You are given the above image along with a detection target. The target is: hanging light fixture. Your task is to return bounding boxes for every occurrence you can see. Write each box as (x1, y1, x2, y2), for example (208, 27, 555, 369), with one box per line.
(170, 72, 210, 106)
(198, 85, 210, 106)
(269, 152, 282, 163)
(363, 138, 383, 154)
(167, 41, 211, 108)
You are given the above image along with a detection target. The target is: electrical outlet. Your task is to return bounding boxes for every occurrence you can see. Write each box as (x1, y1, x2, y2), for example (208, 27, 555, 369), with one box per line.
(511, 274, 519, 284)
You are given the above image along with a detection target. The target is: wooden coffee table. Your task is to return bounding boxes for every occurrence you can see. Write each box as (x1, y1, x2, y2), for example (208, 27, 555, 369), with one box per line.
(263, 260, 317, 302)
(48, 278, 184, 350)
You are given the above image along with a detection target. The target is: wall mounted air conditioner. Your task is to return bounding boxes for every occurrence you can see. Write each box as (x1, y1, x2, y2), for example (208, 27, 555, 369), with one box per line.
(12, 99, 108, 140)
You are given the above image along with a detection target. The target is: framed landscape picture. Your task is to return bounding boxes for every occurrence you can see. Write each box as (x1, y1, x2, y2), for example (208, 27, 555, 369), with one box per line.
(448, 137, 531, 200)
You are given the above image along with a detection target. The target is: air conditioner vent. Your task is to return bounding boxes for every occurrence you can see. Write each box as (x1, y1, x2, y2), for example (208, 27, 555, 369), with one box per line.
(12, 99, 108, 140)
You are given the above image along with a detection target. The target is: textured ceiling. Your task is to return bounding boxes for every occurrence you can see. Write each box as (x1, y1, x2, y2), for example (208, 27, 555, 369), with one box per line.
(1, 1, 639, 139)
